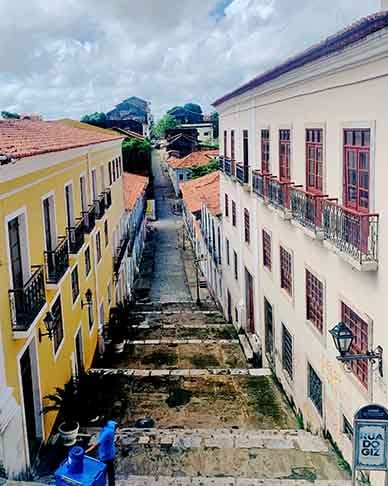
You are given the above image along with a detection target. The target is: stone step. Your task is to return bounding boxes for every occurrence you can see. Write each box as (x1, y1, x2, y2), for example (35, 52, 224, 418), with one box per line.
(116, 478, 351, 485)
(128, 339, 239, 345)
(90, 368, 270, 377)
(239, 334, 254, 361)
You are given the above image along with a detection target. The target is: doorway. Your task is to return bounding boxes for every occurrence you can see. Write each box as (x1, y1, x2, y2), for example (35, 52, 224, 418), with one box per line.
(227, 290, 232, 324)
(245, 268, 255, 333)
(74, 328, 84, 377)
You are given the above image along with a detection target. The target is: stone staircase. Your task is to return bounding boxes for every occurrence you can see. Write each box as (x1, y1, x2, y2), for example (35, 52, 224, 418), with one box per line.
(116, 479, 351, 485)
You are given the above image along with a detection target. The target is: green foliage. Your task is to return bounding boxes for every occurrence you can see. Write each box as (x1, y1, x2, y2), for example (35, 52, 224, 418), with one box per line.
(210, 111, 219, 138)
(154, 114, 178, 138)
(296, 410, 304, 429)
(166, 103, 204, 124)
(199, 141, 219, 150)
(81, 112, 107, 127)
(188, 158, 219, 179)
(122, 137, 152, 172)
(1, 110, 20, 119)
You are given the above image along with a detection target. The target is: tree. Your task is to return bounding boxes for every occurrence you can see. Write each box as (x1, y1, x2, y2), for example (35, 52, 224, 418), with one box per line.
(184, 103, 203, 123)
(81, 112, 107, 128)
(154, 114, 178, 138)
(122, 138, 152, 173)
(210, 111, 219, 139)
(1, 111, 20, 119)
(167, 106, 187, 124)
(188, 158, 219, 179)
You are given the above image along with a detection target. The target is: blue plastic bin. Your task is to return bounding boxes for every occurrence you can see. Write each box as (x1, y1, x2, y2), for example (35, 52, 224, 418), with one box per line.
(55, 455, 107, 486)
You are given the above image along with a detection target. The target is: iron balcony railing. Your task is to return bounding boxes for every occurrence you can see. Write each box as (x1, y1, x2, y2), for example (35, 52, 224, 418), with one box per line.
(267, 178, 293, 211)
(224, 157, 232, 176)
(252, 171, 270, 199)
(9, 265, 46, 331)
(44, 236, 69, 284)
(113, 229, 131, 274)
(236, 163, 249, 185)
(105, 188, 112, 209)
(67, 217, 85, 254)
(94, 194, 106, 219)
(323, 200, 379, 266)
(290, 187, 329, 235)
(82, 204, 96, 234)
(218, 157, 225, 172)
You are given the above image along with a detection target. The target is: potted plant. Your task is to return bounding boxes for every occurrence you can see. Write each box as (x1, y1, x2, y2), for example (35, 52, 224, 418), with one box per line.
(42, 379, 81, 446)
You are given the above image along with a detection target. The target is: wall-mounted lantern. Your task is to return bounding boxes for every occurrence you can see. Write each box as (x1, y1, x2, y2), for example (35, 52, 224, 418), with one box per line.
(39, 311, 55, 342)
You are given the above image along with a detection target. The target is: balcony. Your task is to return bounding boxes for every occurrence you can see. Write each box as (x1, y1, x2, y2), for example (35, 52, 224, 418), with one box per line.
(82, 204, 96, 234)
(113, 230, 130, 274)
(44, 237, 69, 284)
(236, 163, 249, 186)
(267, 178, 293, 218)
(224, 158, 232, 176)
(94, 194, 106, 219)
(105, 188, 112, 209)
(322, 201, 379, 271)
(252, 171, 270, 199)
(218, 157, 225, 172)
(67, 218, 85, 254)
(9, 265, 46, 332)
(290, 187, 329, 239)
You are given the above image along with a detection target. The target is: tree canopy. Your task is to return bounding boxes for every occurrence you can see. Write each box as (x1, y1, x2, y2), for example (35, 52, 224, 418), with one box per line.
(80, 112, 107, 127)
(1, 111, 20, 119)
(154, 114, 178, 138)
(166, 103, 204, 124)
(188, 158, 219, 179)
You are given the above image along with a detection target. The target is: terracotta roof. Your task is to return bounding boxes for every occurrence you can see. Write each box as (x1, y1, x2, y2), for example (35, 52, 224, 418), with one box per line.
(167, 150, 218, 169)
(122, 173, 148, 211)
(111, 127, 145, 141)
(56, 119, 119, 136)
(181, 171, 221, 216)
(213, 11, 388, 107)
(0, 120, 124, 159)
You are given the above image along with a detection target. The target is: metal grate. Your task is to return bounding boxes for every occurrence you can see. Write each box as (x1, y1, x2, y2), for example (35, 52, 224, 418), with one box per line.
(308, 363, 323, 416)
(282, 324, 293, 380)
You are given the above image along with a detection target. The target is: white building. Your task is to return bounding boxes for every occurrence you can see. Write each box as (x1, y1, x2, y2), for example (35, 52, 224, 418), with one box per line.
(180, 123, 215, 144)
(214, 7, 388, 484)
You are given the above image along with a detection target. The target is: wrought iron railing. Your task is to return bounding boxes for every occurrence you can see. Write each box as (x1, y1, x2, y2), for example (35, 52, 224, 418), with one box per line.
(290, 187, 328, 234)
(267, 178, 293, 210)
(323, 200, 379, 265)
(113, 229, 131, 274)
(224, 158, 232, 176)
(9, 265, 46, 331)
(67, 218, 85, 254)
(105, 188, 112, 209)
(236, 163, 249, 184)
(94, 194, 106, 219)
(252, 171, 270, 199)
(218, 157, 225, 172)
(44, 237, 69, 284)
(82, 204, 96, 234)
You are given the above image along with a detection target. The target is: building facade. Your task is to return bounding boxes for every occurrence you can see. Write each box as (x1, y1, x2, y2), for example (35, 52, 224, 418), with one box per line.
(0, 120, 125, 477)
(180, 123, 215, 144)
(215, 9, 388, 482)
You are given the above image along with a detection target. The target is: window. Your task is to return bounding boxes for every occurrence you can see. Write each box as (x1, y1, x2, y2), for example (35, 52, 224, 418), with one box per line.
(234, 250, 238, 280)
(104, 220, 109, 247)
(231, 130, 235, 160)
(224, 130, 227, 157)
(235, 307, 238, 323)
(226, 238, 230, 265)
(343, 416, 353, 441)
(108, 161, 112, 186)
(91, 169, 97, 201)
(244, 208, 250, 244)
(88, 296, 94, 330)
(179, 173, 184, 181)
(116, 158, 120, 178)
(280, 246, 292, 296)
(84, 246, 91, 277)
(282, 324, 293, 380)
(306, 129, 323, 192)
(264, 298, 274, 358)
(306, 270, 323, 333)
(232, 201, 237, 226)
(308, 363, 323, 416)
(52, 295, 64, 354)
(71, 266, 80, 303)
(243, 130, 249, 165)
(225, 193, 229, 217)
(343, 129, 370, 212)
(262, 230, 272, 270)
(80, 175, 88, 212)
(261, 129, 270, 173)
(342, 302, 369, 387)
(108, 281, 112, 304)
(96, 231, 102, 263)
(112, 160, 116, 182)
(279, 129, 291, 181)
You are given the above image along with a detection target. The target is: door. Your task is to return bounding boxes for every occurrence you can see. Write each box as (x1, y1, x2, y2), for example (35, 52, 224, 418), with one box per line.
(20, 346, 39, 463)
(80, 176, 88, 212)
(91, 170, 98, 201)
(264, 297, 274, 365)
(8, 218, 24, 290)
(65, 184, 75, 229)
(74, 328, 84, 377)
(245, 269, 255, 333)
(43, 197, 57, 279)
(227, 290, 232, 324)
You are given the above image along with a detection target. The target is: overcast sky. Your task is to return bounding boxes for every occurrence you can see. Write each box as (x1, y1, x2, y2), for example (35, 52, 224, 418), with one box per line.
(0, 0, 380, 121)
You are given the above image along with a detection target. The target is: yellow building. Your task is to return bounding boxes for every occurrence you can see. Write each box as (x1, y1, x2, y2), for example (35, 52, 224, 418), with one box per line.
(0, 120, 124, 476)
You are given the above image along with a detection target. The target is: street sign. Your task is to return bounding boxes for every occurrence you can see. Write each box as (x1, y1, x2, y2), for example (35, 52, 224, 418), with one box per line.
(352, 404, 388, 485)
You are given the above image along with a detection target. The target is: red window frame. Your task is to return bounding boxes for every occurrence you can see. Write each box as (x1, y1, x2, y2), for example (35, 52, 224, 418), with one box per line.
(261, 129, 270, 173)
(343, 129, 370, 213)
(280, 246, 292, 296)
(224, 130, 228, 158)
(232, 200, 236, 227)
(306, 129, 323, 193)
(244, 209, 250, 244)
(306, 270, 323, 333)
(231, 130, 235, 161)
(279, 129, 291, 181)
(262, 230, 271, 270)
(225, 193, 229, 217)
(342, 302, 369, 387)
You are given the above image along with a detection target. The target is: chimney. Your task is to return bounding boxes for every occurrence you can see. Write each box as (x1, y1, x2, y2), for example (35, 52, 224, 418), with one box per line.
(382, 0, 388, 11)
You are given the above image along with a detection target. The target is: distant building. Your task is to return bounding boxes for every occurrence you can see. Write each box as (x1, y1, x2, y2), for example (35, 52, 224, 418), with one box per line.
(165, 130, 198, 158)
(106, 97, 152, 137)
(180, 123, 214, 144)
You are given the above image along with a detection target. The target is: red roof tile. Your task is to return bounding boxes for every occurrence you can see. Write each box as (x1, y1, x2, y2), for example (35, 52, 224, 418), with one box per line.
(122, 173, 148, 211)
(167, 150, 218, 169)
(181, 171, 221, 216)
(0, 120, 124, 159)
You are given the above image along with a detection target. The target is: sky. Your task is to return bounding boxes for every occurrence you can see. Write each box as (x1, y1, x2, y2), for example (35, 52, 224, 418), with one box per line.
(0, 0, 380, 121)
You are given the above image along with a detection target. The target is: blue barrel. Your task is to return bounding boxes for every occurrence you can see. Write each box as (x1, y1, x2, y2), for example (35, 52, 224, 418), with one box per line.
(68, 446, 84, 474)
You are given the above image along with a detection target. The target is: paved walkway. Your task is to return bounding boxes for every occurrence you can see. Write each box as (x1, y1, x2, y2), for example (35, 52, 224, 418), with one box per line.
(149, 150, 192, 303)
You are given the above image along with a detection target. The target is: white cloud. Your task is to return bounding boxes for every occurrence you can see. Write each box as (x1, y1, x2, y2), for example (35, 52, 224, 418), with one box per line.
(0, 0, 380, 120)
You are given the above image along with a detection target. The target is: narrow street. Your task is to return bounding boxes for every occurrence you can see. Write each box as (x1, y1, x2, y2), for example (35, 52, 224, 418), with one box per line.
(92, 151, 351, 485)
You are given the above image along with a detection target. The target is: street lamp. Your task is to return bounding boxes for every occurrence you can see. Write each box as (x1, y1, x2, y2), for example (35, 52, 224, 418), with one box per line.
(81, 288, 93, 309)
(39, 311, 56, 342)
(329, 322, 383, 377)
